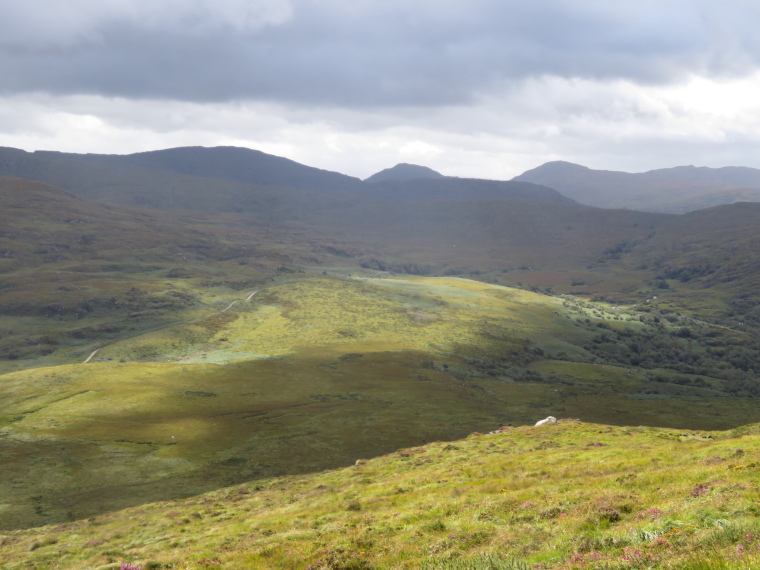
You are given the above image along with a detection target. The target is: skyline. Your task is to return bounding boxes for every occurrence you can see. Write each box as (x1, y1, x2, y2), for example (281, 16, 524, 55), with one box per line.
(2, 1, 760, 179)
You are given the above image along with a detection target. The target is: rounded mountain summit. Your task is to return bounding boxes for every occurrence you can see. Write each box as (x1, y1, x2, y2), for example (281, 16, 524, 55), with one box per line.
(365, 163, 445, 183)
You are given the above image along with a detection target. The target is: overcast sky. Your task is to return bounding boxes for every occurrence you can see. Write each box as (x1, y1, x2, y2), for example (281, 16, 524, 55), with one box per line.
(2, 0, 760, 179)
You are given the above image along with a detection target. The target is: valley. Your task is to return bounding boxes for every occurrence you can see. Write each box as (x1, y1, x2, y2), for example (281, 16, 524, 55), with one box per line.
(4, 269, 760, 533)
(3, 148, 760, 568)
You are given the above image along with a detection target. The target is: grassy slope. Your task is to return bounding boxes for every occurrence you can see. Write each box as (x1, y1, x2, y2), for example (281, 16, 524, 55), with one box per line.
(7, 171, 760, 332)
(4, 420, 760, 569)
(3, 273, 760, 532)
(4, 175, 760, 567)
(0, 176, 371, 373)
(1, 174, 672, 374)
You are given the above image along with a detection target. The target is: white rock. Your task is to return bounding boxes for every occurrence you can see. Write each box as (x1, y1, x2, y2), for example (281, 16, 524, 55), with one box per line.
(535, 416, 557, 426)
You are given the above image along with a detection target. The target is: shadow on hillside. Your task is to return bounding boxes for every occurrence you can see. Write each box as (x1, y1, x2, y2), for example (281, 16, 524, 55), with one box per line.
(5, 308, 760, 531)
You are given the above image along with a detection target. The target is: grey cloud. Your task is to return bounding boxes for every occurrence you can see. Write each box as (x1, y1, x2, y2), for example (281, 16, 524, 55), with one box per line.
(1, 0, 760, 107)
(0, 0, 292, 50)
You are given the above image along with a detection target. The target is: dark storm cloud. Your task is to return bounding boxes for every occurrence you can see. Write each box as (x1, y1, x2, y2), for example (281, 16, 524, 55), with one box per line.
(1, 0, 760, 106)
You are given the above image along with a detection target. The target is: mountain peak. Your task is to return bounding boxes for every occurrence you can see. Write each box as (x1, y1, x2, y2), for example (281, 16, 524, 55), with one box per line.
(365, 163, 444, 183)
(514, 161, 594, 179)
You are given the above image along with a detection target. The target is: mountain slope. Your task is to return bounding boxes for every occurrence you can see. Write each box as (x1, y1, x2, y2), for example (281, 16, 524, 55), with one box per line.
(0, 176, 240, 269)
(5, 419, 760, 569)
(0, 146, 576, 222)
(514, 160, 760, 213)
(5, 175, 760, 536)
(110, 145, 364, 191)
(594, 201, 760, 326)
(7, 145, 760, 216)
(4, 269, 760, 530)
(0, 176, 370, 372)
(0, 146, 374, 220)
(0, 145, 363, 195)
(363, 177, 577, 205)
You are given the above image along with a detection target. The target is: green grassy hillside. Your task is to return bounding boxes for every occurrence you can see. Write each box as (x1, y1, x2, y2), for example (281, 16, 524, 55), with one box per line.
(5, 419, 760, 569)
(0, 174, 671, 374)
(5, 171, 760, 567)
(0, 176, 370, 374)
(3, 272, 760, 532)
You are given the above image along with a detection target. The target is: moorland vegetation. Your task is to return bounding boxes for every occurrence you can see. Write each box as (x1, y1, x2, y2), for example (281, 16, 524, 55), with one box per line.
(5, 420, 760, 569)
(3, 147, 760, 568)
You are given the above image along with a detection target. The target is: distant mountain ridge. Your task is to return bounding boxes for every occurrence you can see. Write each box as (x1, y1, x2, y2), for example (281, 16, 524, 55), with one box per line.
(0, 145, 363, 195)
(0, 146, 575, 216)
(514, 160, 760, 213)
(8, 145, 760, 215)
(114, 146, 363, 192)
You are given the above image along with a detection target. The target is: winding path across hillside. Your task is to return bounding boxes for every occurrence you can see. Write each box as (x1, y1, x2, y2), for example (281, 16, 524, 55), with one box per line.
(81, 290, 260, 364)
(83, 349, 100, 364)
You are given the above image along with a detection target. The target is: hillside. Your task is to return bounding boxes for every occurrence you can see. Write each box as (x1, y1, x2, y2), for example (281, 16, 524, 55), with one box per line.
(572, 201, 760, 328)
(0, 145, 363, 195)
(0, 147, 575, 225)
(5, 170, 760, 548)
(4, 268, 760, 531)
(0, 176, 370, 373)
(6, 145, 760, 216)
(0, 174, 680, 381)
(5, 419, 760, 569)
(6, 174, 760, 371)
(0, 176, 244, 270)
(514, 161, 760, 213)
(362, 177, 576, 205)
(114, 146, 364, 192)
(6, 176, 760, 376)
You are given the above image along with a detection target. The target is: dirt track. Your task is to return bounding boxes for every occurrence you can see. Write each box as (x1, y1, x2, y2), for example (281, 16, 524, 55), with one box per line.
(82, 290, 261, 363)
